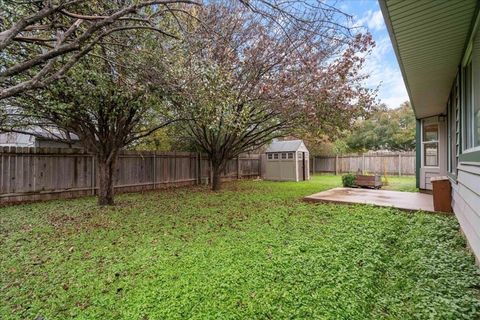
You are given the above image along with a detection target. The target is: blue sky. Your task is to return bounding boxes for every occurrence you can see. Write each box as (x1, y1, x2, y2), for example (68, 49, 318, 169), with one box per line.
(337, 0, 409, 108)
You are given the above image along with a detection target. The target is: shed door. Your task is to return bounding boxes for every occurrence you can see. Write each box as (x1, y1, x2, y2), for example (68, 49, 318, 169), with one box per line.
(297, 151, 306, 181)
(302, 152, 306, 181)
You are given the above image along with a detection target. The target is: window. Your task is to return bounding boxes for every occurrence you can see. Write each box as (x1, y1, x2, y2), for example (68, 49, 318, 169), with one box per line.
(466, 29, 480, 149)
(447, 98, 452, 172)
(448, 74, 459, 174)
(467, 32, 480, 147)
(287, 152, 294, 159)
(464, 58, 473, 150)
(267, 153, 273, 160)
(423, 123, 439, 167)
(273, 153, 279, 159)
(281, 153, 287, 159)
(297, 152, 303, 160)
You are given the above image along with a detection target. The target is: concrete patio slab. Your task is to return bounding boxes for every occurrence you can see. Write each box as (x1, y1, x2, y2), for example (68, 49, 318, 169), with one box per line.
(304, 187, 438, 213)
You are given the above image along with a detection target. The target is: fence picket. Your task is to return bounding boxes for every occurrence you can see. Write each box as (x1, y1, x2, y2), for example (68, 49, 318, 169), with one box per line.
(0, 149, 261, 203)
(312, 151, 415, 176)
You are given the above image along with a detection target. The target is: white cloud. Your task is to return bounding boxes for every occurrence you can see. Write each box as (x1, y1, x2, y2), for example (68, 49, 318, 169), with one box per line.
(361, 36, 409, 109)
(354, 9, 386, 32)
(351, 8, 409, 109)
(369, 10, 385, 31)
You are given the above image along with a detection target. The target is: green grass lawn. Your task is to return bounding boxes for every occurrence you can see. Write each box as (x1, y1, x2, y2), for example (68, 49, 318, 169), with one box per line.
(1, 175, 479, 319)
(382, 175, 419, 192)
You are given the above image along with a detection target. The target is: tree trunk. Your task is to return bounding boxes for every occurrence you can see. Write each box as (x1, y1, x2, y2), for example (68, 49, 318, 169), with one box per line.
(211, 163, 222, 191)
(97, 155, 116, 205)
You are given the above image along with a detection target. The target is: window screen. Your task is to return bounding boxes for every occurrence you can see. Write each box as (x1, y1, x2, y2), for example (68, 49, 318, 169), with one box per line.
(423, 123, 439, 167)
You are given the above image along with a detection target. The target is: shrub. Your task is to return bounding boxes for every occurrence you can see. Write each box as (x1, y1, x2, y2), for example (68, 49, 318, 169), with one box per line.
(342, 173, 356, 187)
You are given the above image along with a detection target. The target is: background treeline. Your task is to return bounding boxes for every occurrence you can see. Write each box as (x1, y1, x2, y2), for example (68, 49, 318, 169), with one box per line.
(302, 101, 415, 156)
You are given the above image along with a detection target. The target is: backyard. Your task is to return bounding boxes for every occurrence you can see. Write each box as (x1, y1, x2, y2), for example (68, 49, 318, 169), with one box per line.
(1, 175, 479, 319)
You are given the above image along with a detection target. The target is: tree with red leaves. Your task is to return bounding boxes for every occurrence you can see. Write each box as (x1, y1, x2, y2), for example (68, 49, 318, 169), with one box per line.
(154, 2, 377, 190)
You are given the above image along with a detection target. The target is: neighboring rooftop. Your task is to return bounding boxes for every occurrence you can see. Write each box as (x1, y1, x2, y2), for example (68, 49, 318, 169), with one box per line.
(0, 128, 80, 148)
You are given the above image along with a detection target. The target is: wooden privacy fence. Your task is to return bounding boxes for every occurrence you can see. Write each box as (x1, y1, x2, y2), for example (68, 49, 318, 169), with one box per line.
(312, 151, 416, 176)
(0, 147, 261, 203)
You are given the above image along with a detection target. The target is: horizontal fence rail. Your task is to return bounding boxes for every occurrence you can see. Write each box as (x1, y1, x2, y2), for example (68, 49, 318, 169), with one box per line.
(311, 151, 416, 176)
(0, 147, 261, 203)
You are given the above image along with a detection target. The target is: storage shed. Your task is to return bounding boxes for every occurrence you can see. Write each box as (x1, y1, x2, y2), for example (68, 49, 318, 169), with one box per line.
(264, 140, 310, 181)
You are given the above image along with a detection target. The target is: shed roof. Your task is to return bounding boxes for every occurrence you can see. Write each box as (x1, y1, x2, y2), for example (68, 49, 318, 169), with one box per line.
(266, 140, 308, 153)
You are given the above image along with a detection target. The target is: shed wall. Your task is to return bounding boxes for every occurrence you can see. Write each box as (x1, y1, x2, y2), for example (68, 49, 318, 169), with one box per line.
(264, 159, 297, 181)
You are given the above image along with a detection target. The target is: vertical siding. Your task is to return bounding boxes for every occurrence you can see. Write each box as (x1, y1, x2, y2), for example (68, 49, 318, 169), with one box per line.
(312, 152, 416, 175)
(264, 159, 297, 181)
(452, 163, 480, 260)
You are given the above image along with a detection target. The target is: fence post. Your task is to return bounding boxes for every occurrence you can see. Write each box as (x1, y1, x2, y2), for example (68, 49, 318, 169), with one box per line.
(362, 154, 365, 174)
(91, 154, 95, 196)
(153, 153, 156, 189)
(398, 153, 402, 176)
(259, 154, 263, 178)
(209, 159, 213, 185)
(335, 155, 339, 175)
(32, 148, 37, 193)
(173, 151, 177, 183)
(237, 156, 240, 179)
(196, 152, 201, 185)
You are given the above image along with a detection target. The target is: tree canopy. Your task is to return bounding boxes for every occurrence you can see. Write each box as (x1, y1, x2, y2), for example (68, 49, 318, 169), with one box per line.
(151, 2, 376, 190)
(8, 28, 173, 205)
(2, 0, 379, 200)
(345, 101, 416, 152)
(0, 0, 201, 100)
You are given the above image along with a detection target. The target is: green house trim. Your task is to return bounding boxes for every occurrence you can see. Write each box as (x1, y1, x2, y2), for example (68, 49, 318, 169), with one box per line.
(415, 119, 421, 189)
(459, 149, 480, 162)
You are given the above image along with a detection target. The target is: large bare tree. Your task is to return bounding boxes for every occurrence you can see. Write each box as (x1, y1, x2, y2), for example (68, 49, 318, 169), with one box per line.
(154, 2, 376, 190)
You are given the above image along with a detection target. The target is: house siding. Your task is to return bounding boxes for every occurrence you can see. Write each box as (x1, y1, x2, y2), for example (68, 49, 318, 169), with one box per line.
(452, 162, 480, 260)
(380, 0, 480, 262)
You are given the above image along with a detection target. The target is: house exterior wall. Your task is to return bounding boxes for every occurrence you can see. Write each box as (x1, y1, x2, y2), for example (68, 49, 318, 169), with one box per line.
(443, 12, 480, 261)
(0, 132, 82, 148)
(36, 139, 82, 149)
(0, 132, 35, 147)
(452, 163, 480, 260)
(380, 0, 480, 261)
(419, 117, 448, 190)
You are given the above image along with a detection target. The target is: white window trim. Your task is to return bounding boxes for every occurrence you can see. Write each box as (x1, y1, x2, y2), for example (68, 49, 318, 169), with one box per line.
(421, 120, 440, 168)
(463, 145, 480, 153)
